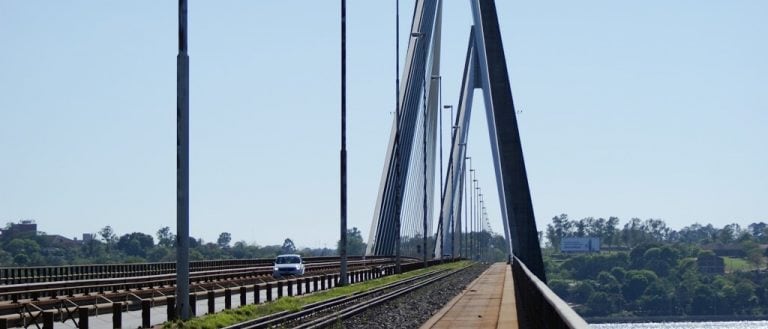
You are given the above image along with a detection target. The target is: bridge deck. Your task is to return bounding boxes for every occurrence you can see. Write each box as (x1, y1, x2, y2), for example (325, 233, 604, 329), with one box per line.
(420, 262, 517, 329)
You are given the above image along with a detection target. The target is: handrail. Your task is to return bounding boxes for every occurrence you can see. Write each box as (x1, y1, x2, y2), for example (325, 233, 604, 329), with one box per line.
(511, 256, 589, 329)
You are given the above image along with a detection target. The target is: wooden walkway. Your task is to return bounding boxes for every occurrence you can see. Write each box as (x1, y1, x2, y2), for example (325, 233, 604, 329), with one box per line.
(420, 263, 518, 329)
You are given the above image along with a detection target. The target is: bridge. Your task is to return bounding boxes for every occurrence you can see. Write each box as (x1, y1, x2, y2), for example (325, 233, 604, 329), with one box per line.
(1, 0, 588, 328)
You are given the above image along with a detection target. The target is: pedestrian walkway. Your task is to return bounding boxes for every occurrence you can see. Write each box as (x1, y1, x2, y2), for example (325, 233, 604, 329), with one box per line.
(420, 262, 517, 329)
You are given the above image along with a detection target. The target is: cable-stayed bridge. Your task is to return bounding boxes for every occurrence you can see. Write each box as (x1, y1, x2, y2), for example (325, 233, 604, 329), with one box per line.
(1, 0, 589, 328)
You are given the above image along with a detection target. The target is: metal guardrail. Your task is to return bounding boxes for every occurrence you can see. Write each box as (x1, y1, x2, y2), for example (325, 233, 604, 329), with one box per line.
(0, 256, 404, 285)
(511, 256, 589, 329)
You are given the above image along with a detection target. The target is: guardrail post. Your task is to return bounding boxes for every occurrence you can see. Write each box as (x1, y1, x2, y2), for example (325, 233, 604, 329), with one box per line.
(224, 289, 232, 309)
(167, 296, 176, 321)
(189, 293, 197, 316)
(43, 311, 54, 329)
(313, 277, 319, 292)
(287, 280, 293, 296)
(207, 291, 215, 314)
(333, 274, 339, 287)
(296, 279, 302, 295)
(141, 300, 151, 328)
(79, 307, 89, 329)
(265, 283, 272, 302)
(0, 318, 7, 329)
(304, 278, 310, 293)
(113, 302, 122, 329)
(277, 281, 283, 299)
(239, 287, 246, 306)
(253, 285, 260, 304)
(320, 276, 326, 290)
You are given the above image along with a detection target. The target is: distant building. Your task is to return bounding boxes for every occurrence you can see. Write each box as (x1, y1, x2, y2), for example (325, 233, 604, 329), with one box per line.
(82, 233, 95, 242)
(560, 237, 601, 253)
(697, 253, 725, 274)
(42, 234, 79, 248)
(701, 243, 747, 258)
(0, 219, 38, 239)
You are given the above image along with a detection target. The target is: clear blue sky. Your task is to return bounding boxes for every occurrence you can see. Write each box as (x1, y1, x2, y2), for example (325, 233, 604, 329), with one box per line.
(1, 1, 766, 248)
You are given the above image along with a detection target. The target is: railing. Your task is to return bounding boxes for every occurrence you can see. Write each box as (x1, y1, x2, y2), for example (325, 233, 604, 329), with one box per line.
(511, 256, 589, 329)
(0, 256, 404, 285)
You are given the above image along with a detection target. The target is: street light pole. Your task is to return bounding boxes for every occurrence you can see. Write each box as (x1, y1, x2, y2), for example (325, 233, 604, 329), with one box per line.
(464, 156, 471, 258)
(176, 0, 191, 320)
(339, 0, 349, 287)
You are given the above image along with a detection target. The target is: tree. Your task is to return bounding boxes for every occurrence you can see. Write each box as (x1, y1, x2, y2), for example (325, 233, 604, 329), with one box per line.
(6, 238, 41, 255)
(748, 222, 768, 243)
(621, 218, 644, 247)
(338, 227, 367, 256)
(690, 285, 716, 315)
(217, 232, 232, 248)
(622, 270, 657, 302)
(641, 219, 670, 242)
(546, 214, 572, 249)
(604, 217, 620, 247)
(99, 226, 118, 251)
(156, 226, 175, 247)
(586, 292, 615, 316)
(116, 232, 155, 258)
(281, 238, 296, 254)
(719, 223, 742, 244)
(639, 280, 676, 315)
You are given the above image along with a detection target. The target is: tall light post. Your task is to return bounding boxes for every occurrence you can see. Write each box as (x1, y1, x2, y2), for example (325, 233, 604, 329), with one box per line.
(473, 177, 478, 260)
(464, 155, 471, 258)
(444, 105, 454, 138)
(339, 0, 349, 287)
(478, 191, 483, 261)
(176, 0, 191, 320)
(469, 167, 475, 260)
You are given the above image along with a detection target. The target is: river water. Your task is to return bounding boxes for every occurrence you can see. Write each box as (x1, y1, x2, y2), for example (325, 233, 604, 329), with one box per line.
(592, 321, 768, 329)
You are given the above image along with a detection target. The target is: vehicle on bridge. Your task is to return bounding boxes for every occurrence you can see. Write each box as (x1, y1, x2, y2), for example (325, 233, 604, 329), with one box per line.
(272, 254, 305, 277)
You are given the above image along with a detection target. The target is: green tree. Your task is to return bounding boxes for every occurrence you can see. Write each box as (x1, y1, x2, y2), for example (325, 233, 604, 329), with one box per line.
(116, 232, 154, 258)
(156, 226, 175, 247)
(99, 225, 118, 251)
(639, 280, 676, 315)
(569, 281, 595, 304)
(6, 238, 41, 255)
(622, 270, 657, 302)
(733, 281, 758, 314)
(281, 238, 296, 254)
(337, 227, 366, 256)
(217, 232, 232, 248)
(586, 292, 620, 316)
(546, 214, 572, 249)
(690, 285, 716, 315)
(604, 217, 620, 247)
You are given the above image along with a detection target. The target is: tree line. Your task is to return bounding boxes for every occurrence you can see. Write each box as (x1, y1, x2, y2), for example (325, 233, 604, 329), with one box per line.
(544, 214, 768, 318)
(0, 225, 367, 267)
